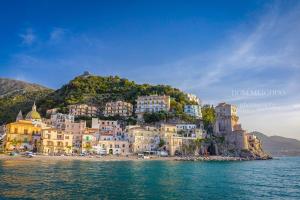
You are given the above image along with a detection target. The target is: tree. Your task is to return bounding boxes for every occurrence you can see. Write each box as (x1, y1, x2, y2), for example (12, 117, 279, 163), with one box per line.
(201, 105, 216, 134)
(159, 139, 165, 148)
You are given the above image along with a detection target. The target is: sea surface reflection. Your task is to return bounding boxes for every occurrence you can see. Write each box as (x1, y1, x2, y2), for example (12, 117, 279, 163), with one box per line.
(0, 157, 300, 199)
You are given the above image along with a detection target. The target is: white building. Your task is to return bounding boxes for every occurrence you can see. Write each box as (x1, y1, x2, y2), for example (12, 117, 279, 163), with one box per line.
(186, 93, 201, 105)
(50, 113, 75, 124)
(176, 124, 197, 131)
(184, 105, 202, 119)
(135, 95, 171, 119)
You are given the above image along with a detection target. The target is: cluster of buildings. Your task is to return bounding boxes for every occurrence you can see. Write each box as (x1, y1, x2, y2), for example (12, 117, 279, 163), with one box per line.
(46, 94, 203, 120)
(1, 96, 206, 156)
(0, 93, 263, 158)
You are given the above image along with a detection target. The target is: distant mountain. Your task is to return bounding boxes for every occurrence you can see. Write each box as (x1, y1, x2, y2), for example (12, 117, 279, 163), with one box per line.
(252, 131, 300, 156)
(0, 78, 50, 97)
(0, 78, 53, 124)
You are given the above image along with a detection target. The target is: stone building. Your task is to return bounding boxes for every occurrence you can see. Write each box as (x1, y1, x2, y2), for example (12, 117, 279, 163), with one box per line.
(104, 101, 133, 117)
(213, 103, 249, 153)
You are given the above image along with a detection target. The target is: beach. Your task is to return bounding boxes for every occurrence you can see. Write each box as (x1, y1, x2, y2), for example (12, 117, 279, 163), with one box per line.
(0, 154, 248, 162)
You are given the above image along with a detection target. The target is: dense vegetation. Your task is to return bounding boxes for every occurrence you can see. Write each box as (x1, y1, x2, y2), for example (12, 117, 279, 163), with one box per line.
(0, 78, 53, 124)
(38, 74, 195, 115)
(143, 111, 196, 124)
(201, 105, 216, 134)
(0, 90, 52, 124)
(0, 74, 197, 124)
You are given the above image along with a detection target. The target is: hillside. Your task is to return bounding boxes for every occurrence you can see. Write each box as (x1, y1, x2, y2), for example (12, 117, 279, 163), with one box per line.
(0, 73, 195, 124)
(252, 132, 300, 156)
(0, 78, 53, 124)
(0, 78, 49, 97)
(37, 73, 195, 114)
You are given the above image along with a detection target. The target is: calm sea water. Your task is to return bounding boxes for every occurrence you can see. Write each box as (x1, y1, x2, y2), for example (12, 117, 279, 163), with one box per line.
(0, 157, 300, 200)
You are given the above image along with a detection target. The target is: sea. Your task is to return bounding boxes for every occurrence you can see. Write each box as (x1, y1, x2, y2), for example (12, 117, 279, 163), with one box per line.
(0, 157, 299, 200)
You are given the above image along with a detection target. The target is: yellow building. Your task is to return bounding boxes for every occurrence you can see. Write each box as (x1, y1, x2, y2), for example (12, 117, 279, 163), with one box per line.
(40, 128, 73, 155)
(159, 124, 177, 138)
(127, 126, 160, 153)
(5, 120, 41, 152)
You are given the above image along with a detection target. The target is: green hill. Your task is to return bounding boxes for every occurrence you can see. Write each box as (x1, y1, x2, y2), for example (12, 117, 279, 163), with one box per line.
(0, 78, 53, 124)
(0, 73, 196, 124)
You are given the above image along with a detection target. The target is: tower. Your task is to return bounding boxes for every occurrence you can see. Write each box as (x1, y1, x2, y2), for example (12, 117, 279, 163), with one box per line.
(16, 110, 23, 121)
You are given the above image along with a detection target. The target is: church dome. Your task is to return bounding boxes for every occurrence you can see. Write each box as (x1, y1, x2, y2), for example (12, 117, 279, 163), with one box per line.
(25, 102, 41, 120)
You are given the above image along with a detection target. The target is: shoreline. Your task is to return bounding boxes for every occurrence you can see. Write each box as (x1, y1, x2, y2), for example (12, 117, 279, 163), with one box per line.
(0, 154, 261, 162)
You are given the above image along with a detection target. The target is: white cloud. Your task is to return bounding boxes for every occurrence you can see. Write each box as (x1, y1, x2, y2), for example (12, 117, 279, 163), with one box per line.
(19, 28, 36, 45)
(49, 27, 67, 43)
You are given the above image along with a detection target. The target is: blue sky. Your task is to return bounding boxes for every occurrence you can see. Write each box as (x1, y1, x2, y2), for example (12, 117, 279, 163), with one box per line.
(0, 0, 299, 139)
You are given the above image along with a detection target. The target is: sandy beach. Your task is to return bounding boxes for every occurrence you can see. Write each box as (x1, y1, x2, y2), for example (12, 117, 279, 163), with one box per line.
(0, 154, 247, 162)
(0, 154, 179, 162)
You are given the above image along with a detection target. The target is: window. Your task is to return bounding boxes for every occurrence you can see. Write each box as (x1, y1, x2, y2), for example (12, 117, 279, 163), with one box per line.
(14, 128, 18, 134)
(24, 129, 28, 135)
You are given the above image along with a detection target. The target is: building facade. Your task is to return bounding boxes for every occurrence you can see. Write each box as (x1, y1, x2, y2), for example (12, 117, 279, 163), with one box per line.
(135, 95, 170, 119)
(214, 103, 248, 151)
(68, 104, 98, 117)
(184, 105, 202, 119)
(104, 101, 133, 117)
(186, 93, 201, 105)
(40, 128, 73, 155)
(46, 108, 58, 116)
(92, 118, 123, 135)
(214, 103, 239, 135)
(64, 120, 86, 152)
(127, 126, 160, 153)
(94, 138, 130, 155)
(5, 120, 41, 152)
(50, 113, 75, 129)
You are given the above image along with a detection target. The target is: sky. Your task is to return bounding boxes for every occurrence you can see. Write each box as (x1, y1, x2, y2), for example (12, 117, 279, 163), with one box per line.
(0, 0, 299, 139)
